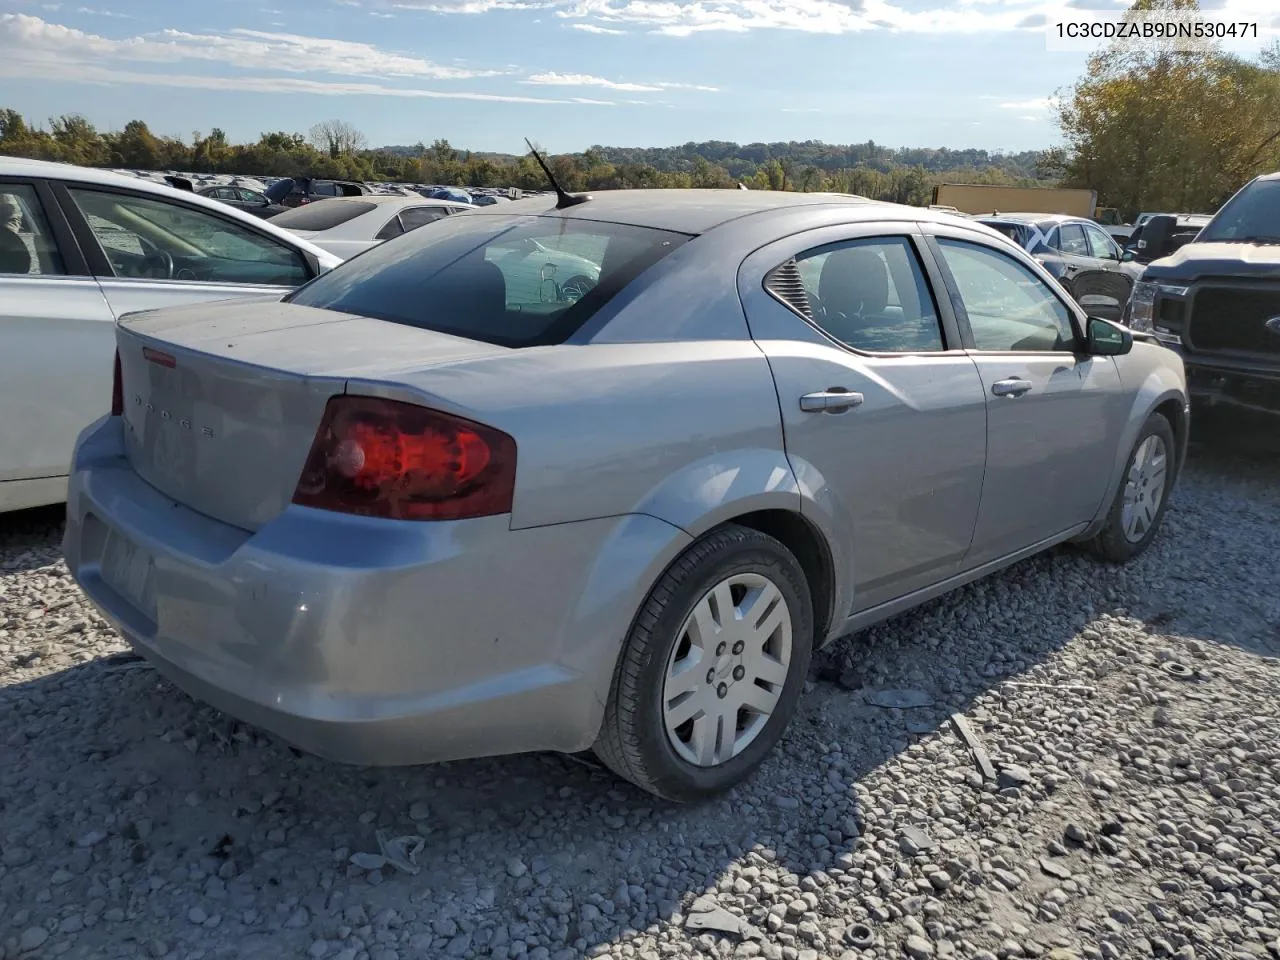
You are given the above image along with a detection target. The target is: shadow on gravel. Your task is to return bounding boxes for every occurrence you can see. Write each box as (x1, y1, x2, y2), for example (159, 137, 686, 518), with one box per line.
(1, 439, 1277, 959)
(0, 550, 1166, 960)
(0, 504, 66, 574)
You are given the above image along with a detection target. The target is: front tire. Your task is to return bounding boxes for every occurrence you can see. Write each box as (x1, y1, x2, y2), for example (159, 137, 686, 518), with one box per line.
(1085, 412, 1176, 563)
(593, 524, 813, 803)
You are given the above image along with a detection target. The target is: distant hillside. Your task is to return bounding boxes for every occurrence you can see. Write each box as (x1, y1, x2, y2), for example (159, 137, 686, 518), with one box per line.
(378, 139, 1045, 180)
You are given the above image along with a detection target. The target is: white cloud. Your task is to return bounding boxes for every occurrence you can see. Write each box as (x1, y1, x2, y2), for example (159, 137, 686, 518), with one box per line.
(75, 6, 134, 17)
(0, 13, 501, 81)
(543, 0, 1056, 37)
(569, 21, 625, 32)
(0, 54, 614, 104)
(522, 70, 717, 91)
(999, 96, 1054, 111)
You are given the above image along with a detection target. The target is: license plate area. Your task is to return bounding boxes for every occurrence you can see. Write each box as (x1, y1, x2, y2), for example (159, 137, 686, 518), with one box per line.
(98, 526, 158, 623)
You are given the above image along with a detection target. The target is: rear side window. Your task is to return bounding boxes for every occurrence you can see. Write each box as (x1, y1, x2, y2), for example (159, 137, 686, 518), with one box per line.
(399, 206, 451, 231)
(288, 214, 689, 347)
(270, 200, 377, 231)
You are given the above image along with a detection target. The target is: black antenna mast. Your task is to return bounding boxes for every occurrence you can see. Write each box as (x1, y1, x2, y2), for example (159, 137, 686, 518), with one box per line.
(525, 138, 591, 209)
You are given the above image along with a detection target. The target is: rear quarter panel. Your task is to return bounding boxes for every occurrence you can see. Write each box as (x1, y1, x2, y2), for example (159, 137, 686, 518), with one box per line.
(347, 340, 800, 533)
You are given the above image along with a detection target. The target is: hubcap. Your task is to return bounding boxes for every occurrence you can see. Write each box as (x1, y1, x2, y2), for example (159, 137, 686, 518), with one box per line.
(1121, 434, 1168, 543)
(661, 572, 792, 768)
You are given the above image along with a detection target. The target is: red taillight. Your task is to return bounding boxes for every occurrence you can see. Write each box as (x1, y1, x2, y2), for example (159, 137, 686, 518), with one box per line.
(291, 395, 517, 521)
(111, 349, 123, 416)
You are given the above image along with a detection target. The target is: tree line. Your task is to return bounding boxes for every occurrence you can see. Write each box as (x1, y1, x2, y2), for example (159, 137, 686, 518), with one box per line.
(0, 110, 1048, 208)
(0, 0, 1276, 217)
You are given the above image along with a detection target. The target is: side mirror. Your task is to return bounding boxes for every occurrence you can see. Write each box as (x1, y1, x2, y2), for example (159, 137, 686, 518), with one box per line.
(1121, 249, 1135, 262)
(1086, 316, 1132, 356)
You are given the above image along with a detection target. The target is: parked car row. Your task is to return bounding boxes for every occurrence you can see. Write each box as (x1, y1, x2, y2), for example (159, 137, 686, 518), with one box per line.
(2, 158, 1194, 802)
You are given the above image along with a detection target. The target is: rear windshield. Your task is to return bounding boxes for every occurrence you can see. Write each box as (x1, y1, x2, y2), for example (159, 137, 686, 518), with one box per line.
(1197, 178, 1280, 243)
(287, 214, 690, 347)
(270, 199, 377, 231)
(977, 220, 1034, 248)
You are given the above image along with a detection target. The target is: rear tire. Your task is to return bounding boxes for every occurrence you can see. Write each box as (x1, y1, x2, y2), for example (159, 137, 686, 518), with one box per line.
(593, 524, 813, 803)
(1085, 412, 1176, 563)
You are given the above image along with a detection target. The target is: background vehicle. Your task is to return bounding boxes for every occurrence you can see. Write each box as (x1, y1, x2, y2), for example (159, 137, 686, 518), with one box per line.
(63, 190, 1187, 804)
(0, 157, 341, 513)
(269, 196, 471, 259)
(974, 213, 1140, 322)
(195, 184, 290, 220)
(272, 177, 373, 208)
(1125, 173, 1280, 422)
(1122, 214, 1211, 264)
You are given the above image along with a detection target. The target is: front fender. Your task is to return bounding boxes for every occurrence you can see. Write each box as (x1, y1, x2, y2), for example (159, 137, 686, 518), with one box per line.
(1079, 354, 1188, 540)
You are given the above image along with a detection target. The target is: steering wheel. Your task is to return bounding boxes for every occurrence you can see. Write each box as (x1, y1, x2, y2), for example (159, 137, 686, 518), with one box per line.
(137, 236, 175, 280)
(560, 274, 596, 303)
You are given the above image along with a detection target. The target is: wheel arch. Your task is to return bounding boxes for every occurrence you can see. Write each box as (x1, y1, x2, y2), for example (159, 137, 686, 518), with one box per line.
(1077, 370, 1188, 542)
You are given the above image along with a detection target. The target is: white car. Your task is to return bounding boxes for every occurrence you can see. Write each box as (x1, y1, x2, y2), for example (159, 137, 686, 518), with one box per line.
(269, 196, 471, 259)
(0, 157, 342, 513)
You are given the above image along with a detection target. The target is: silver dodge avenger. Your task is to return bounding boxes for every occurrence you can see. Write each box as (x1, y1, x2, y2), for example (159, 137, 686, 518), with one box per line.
(63, 189, 1188, 802)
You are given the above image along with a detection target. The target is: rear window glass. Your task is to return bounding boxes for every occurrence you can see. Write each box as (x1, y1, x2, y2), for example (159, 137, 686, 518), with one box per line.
(977, 220, 1034, 248)
(270, 200, 377, 231)
(288, 214, 689, 347)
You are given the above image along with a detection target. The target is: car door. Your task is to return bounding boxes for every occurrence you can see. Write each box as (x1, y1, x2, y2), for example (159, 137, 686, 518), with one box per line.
(0, 178, 116, 494)
(52, 182, 314, 318)
(738, 223, 988, 616)
(1081, 222, 1135, 321)
(924, 228, 1128, 566)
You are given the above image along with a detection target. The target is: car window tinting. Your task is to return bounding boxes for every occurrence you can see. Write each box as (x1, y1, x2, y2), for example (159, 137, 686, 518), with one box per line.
(287, 214, 689, 348)
(269, 200, 378, 231)
(778, 237, 945, 353)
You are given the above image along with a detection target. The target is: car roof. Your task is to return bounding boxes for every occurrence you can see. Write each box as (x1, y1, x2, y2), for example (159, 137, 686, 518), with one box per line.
(460, 188, 978, 235)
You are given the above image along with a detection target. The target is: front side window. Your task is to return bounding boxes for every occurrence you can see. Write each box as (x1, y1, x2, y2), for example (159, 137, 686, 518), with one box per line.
(68, 188, 310, 286)
(288, 214, 688, 347)
(0, 184, 65, 276)
(936, 238, 1076, 353)
(782, 236, 945, 353)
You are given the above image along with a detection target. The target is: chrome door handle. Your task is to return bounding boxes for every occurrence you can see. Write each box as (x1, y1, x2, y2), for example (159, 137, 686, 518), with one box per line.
(800, 389, 864, 412)
(991, 378, 1033, 398)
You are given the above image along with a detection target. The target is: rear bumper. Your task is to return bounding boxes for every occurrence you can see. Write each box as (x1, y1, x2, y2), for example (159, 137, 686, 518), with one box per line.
(63, 417, 679, 766)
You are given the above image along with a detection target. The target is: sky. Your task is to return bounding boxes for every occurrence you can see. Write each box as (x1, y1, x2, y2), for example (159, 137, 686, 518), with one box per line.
(0, 0, 1275, 155)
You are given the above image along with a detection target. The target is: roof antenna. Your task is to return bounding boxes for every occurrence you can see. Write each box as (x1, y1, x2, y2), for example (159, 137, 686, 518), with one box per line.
(524, 138, 590, 209)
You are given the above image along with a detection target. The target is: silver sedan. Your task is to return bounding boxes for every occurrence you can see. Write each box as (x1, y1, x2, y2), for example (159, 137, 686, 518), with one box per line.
(62, 189, 1188, 802)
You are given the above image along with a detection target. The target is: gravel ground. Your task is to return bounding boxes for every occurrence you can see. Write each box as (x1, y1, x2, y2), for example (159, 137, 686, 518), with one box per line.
(1, 433, 1278, 960)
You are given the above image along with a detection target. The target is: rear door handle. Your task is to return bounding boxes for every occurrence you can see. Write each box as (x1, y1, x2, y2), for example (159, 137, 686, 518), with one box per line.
(991, 378, 1033, 398)
(800, 389, 864, 412)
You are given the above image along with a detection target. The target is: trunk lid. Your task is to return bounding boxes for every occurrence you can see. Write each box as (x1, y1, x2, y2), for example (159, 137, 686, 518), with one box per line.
(115, 299, 509, 531)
